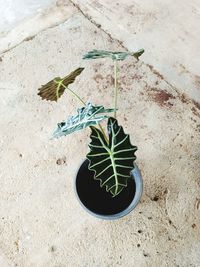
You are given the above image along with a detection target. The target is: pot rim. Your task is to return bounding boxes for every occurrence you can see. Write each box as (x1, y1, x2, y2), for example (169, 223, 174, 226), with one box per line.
(74, 159, 143, 220)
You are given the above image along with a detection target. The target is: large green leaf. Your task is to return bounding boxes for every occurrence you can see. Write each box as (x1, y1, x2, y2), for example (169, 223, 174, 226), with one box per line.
(52, 102, 115, 138)
(83, 49, 144, 61)
(38, 67, 84, 101)
(87, 117, 137, 197)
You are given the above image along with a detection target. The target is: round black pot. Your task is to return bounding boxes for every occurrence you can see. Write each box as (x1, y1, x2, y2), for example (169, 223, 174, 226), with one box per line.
(74, 159, 143, 220)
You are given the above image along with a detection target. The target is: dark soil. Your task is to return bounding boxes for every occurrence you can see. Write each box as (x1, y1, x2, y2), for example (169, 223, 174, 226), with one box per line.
(76, 159, 136, 216)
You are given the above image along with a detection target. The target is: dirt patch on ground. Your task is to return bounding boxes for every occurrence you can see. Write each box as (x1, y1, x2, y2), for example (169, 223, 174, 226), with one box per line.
(146, 64, 164, 80)
(93, 74, 104, 83)
(145, 87, 175, 107)
(193, 100, 200, 110)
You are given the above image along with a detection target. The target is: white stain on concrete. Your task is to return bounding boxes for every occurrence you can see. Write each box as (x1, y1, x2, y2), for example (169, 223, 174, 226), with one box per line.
(0, 0, 55, 35)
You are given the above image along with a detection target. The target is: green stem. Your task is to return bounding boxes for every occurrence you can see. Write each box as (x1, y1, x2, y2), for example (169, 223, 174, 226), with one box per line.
(61, 82, 109, 143)
(113, 60, 118, 118)
(65, 85, 86, 105)
(99, 124, 109, 143)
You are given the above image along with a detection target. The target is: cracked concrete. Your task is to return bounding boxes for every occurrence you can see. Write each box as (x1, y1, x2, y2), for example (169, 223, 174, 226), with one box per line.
(71, 0, 200, 103)
(0, 0, 78, 54)
(0, 1, 200, 266)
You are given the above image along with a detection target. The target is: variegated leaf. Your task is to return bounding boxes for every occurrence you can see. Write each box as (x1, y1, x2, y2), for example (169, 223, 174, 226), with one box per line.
(87, 117, 137, 197)
(38, 67, 84, 101)
(83, 49, 144, 61)
(52, 102, 115, 138)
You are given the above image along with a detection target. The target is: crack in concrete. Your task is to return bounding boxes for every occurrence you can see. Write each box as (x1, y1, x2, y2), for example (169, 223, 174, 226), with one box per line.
(1, 0, 199, 116)
(68, 0, 128, 51)
(68, 0, 200, 115)
(0, 18, 72, 55)
(0, 1, 78, 56)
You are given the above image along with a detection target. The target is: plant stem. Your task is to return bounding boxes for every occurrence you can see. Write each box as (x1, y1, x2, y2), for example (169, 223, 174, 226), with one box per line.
(113, 60, 118, 118)
(65, 86, 86, 105)
(61, 82, 109, 143)
(99, 124, 109, 143)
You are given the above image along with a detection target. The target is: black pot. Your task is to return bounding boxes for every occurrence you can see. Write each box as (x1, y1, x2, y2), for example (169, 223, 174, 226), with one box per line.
(74, 159, 143, 220)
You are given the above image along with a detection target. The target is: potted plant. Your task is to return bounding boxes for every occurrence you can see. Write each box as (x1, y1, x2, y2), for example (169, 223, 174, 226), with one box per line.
(38, 49, 144, 220)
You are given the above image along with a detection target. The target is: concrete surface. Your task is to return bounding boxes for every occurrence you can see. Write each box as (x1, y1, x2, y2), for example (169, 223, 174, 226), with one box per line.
(0, 1, 200, 267)
(0, 0, 77, 54)
(72, 0, 200, 102)
(0, 0, 55, 35)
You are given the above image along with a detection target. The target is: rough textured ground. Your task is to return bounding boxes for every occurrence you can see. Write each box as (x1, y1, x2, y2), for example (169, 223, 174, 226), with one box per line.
(72, 0, 200, 102)
(0, 1, 200, 267)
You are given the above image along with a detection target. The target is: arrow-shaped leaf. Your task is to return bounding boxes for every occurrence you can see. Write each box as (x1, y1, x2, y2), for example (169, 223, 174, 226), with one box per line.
(83, 49, 144, 61)
(38, 67, 84, 101)
(52, 102, 115, 138)
(87, 117, 137, 197)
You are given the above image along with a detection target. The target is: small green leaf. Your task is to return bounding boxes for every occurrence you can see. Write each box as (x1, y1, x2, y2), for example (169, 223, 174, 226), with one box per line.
(83, 49, 144, 61)
(87, 117, 137, 197)
(132, 49, 145, 60)
(52, 103, 115, 138)
(38, 67, 84, 101)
